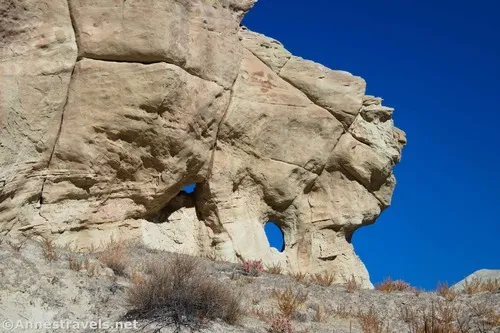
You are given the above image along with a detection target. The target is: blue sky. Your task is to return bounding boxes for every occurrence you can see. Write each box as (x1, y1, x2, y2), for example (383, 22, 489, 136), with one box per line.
(243, 0, 500, 290)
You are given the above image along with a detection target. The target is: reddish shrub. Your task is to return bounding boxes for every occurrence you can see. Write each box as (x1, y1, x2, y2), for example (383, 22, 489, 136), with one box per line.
(242, 259, 264, 276)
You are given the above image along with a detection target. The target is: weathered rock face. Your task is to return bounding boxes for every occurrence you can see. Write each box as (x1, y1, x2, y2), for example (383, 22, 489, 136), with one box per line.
(0, 0, 406, 287)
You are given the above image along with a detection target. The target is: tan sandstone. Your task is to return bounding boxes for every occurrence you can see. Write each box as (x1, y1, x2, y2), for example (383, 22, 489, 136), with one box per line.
(0, 0, 406, 288)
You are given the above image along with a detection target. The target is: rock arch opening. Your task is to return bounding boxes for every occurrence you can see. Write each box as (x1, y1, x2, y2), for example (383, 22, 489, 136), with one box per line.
(264, 222, 285, 252)
(147, 183, 198, 223)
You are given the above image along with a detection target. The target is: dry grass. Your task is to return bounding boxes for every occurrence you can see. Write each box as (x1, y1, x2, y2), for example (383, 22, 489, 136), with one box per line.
(39, 236, 58, 262)
(414, 288, 425, 297)
(358, 307, 391, 333)
(201, 252, 218, 262)
(463, 276, 500, 295)
(437, 282, 458, 302)
(271, 286, 308, 318)
(398, 299, 500, 333)
(98, 239, 128, 276)
(291, 271, 308, 283)
(310, 271, 336, 287)
(468, 301, 500, 331)
(376, 277, 415, 293)
(125, 254, 242, 331)
(400, 302, 460, 333)
(7, 238, 28, 252)
(344, 275, 362, 293)
(67, 255, 100, 277)
(266, 263, 283, 275)
(249, 307, 272, 322)
(332, 304, 356, 319)
(68, 254, 85, 271)
(312, 303, 329, 322)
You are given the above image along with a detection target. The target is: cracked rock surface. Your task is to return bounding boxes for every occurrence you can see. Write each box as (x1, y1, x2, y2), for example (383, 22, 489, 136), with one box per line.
(0, 0, 406, 287)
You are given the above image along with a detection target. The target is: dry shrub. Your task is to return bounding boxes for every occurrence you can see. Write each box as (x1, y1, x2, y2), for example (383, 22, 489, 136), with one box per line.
(376, 277, 414, 293)
(98, 239, 128, 276)
(469, 301, 500, 332)
(68, 254, 85, 271)
(67, 255, 100, 277)
(463, 276, 500, 295)
(403, 302, 460, 333)
(125, 254, 242, 331)
(84, 259, 100, 277)
(230, 271, 240, 281)
(291, 271, 308, 283)
(39, 235, 58, 261)
(201, 252, 218, 262)
(267, 315, 294, 333)
(482, 278, 500, 293)
(414, 288, 425, 297)
(332, 304, 356, 319)
(463, 277, 483, 295)
(397, 300, 500, 333)
(344, 275, 362, 293)
(398, 305, 418, 324)
(437, 282, 458, 302)
(358, 307, 391, 333)
(82, 243, 99, 254)
(311, 271, 336, 287)
(7, 238, 27, 252)
(272, 286, 308, 318)
(312, 303, 328, 322)
(242, 259, 264, 276)
(267, 263, 283, 275)
(249, 307, 272, 322)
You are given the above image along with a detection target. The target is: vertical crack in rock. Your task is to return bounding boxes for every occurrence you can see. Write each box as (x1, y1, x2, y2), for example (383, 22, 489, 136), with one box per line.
(38, 65, 76, 208)
(38, 0, 79, 209)
(67, 0, 79, 50)
(208, 86, 236, 178)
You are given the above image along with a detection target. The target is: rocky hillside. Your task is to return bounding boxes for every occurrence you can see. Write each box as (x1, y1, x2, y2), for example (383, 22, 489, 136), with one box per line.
(0, 238, 499, 333)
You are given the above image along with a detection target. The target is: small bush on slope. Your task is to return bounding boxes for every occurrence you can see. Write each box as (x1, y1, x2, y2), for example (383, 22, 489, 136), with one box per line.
(437, 282, 458, 302)
(376, 277, 415, 293)
(267, 315, 294, 333)
(125, 253, 242, 332)
(98, 239, 128, 276)
(271, 286, 308, 318)
(242, 259, 265, 276)
(311, 272, 336, 287)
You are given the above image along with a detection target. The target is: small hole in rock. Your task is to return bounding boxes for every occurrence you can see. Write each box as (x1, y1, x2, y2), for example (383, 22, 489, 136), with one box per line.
(264, 222, 285, 252)
(181, 183, 196, 194)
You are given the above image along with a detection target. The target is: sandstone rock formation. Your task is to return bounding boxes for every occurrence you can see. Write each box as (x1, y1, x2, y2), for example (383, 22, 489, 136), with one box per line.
(0, 0, 406, 287)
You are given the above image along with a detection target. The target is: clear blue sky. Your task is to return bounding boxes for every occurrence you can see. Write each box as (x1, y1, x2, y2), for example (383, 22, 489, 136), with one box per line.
(243, 0, 500, 290)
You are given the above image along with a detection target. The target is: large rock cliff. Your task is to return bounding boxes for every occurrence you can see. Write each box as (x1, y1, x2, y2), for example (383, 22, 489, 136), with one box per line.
(0, 0, 406, 287)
